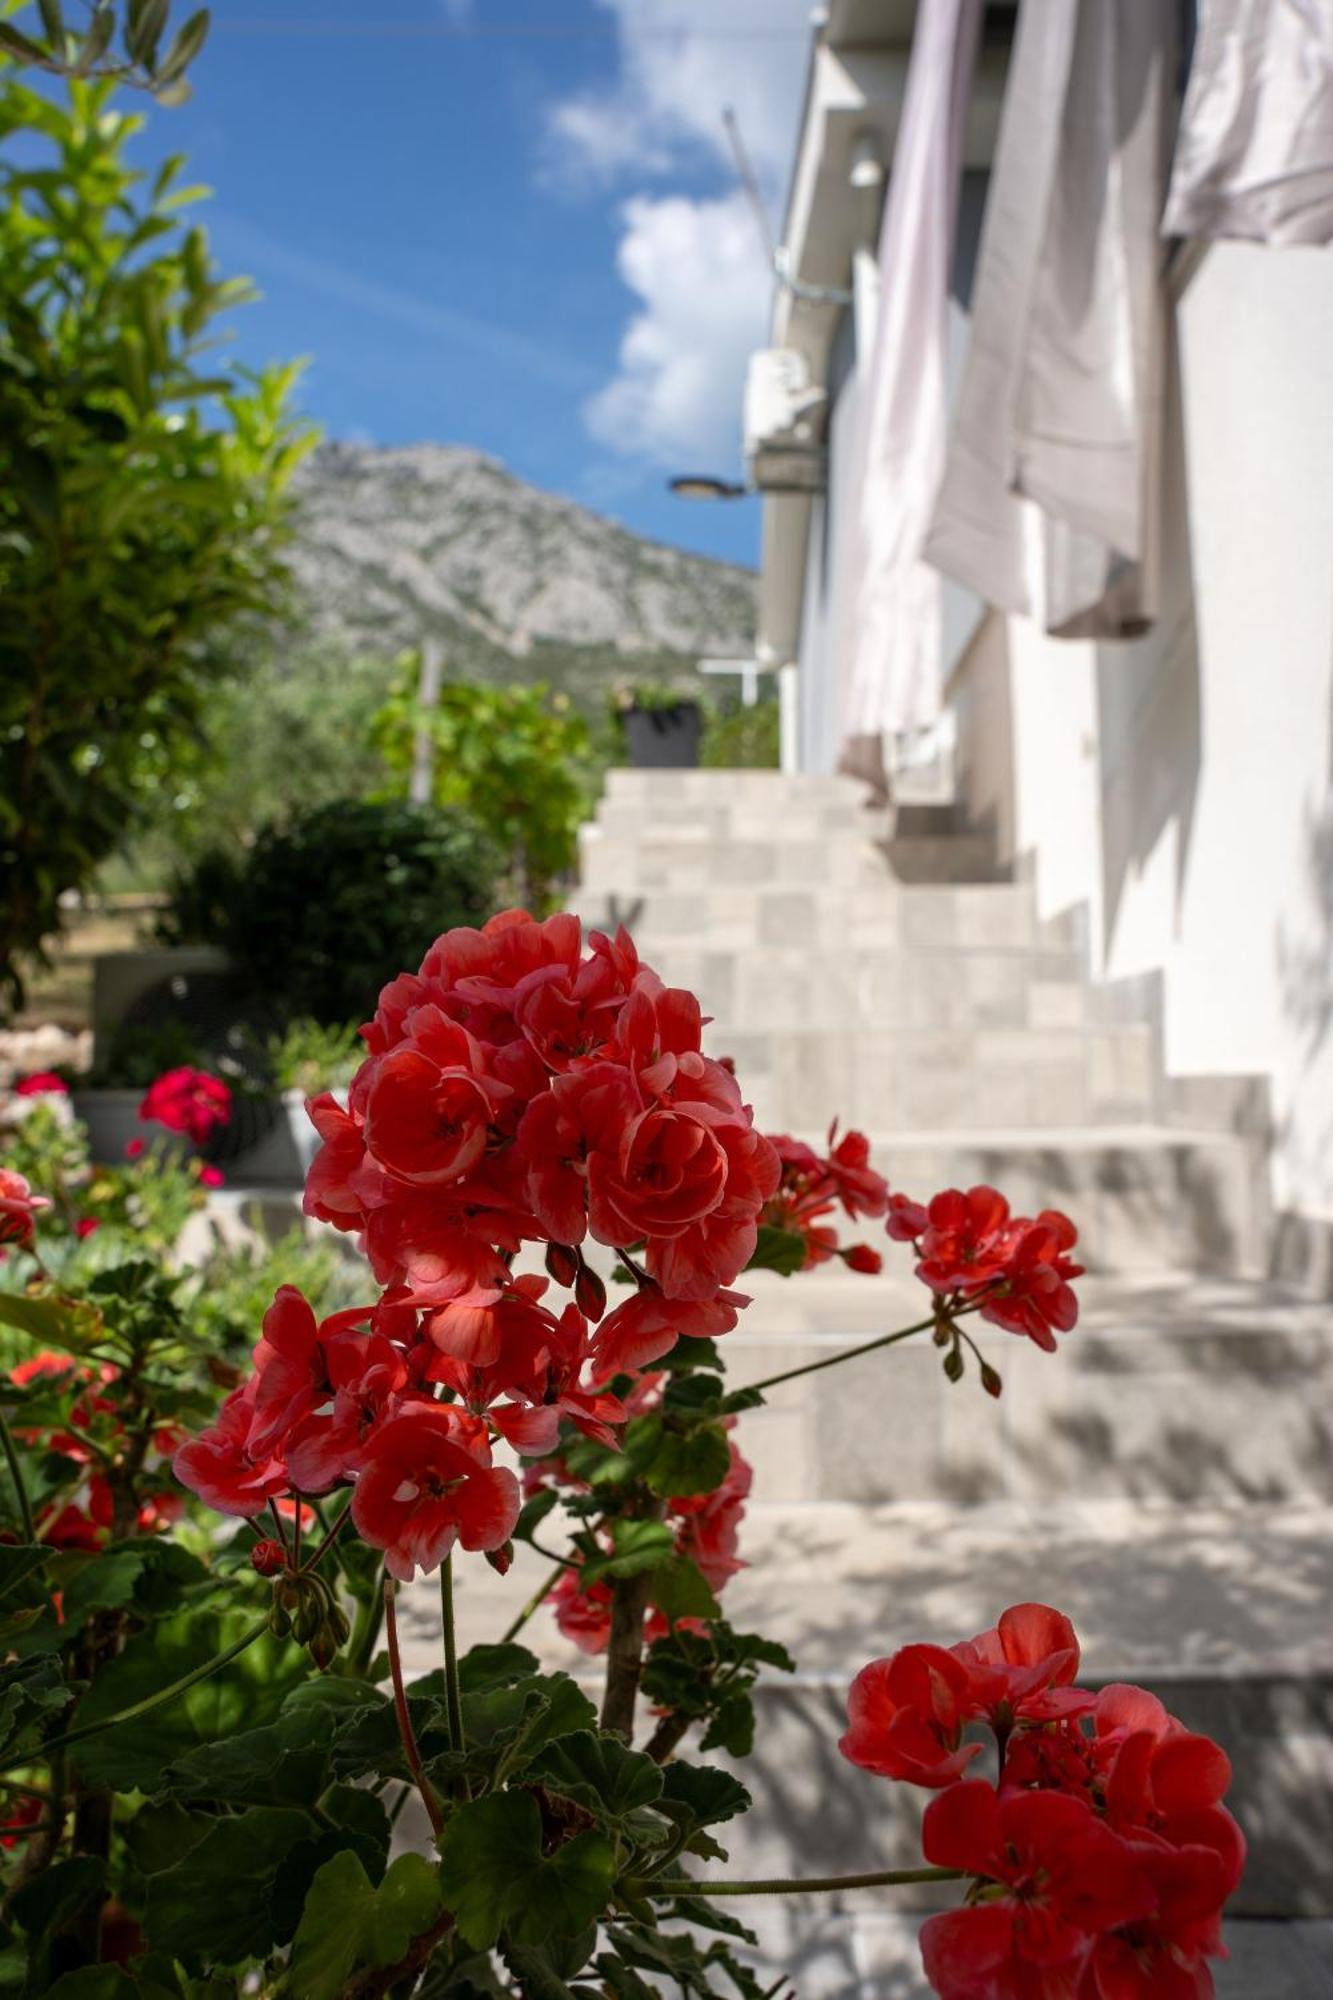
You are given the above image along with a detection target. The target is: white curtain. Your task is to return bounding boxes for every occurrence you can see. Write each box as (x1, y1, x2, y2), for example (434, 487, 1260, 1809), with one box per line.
(838, 0, 983, 769)
(924, 0, 1174, 640)
(1165, 0, 1333, 245)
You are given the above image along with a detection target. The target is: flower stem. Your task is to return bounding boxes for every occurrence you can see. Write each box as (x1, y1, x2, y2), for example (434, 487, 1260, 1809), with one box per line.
(744, 1308, 971, 1397)
(501, 1560, 565, 1644)
(298, 1493, 353, 1576)
(3, 1615, 272, 1771)
(0, 1407, 37, 1545)
(642, 1866, 963, 1898)
(384, 1579, 444, 1839)
(440, 1554, 464, 1759)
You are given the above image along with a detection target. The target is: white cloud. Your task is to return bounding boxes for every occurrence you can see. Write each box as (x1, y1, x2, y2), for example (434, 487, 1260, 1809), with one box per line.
(549, 2, 811, 473)
(548, 0, 811, 193)
(584, 191, 771, 470)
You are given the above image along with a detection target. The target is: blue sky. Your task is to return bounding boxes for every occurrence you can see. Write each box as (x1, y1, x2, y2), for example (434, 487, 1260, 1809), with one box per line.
(121, 0, 815, 569)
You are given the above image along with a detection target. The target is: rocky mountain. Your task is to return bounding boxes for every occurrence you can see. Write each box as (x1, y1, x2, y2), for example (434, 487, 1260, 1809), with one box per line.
(287, 443, 757, 700)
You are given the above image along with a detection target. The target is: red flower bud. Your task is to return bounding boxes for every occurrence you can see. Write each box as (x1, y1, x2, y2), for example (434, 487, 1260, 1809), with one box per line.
(574, 1263, 607, 1323)
(545, 1241, 579, 1289)
(842, 1242, 883, 1275)
(250, 1538, 287, 1578)
(485, 1540, 515, 1576)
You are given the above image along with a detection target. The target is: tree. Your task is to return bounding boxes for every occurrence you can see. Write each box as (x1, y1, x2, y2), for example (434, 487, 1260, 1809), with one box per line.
(0, 68, 315, 1005)
(0, 0, 212, 104)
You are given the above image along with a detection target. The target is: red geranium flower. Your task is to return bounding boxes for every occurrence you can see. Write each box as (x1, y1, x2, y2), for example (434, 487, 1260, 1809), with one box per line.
(283, 1328, 410, 1493)
(172, 1382, 289, 1518)
(350, 1403, 520, 1581)
(548, 1565, 615, 1654)
(139, 1067, 232, 1146)
(916, 1185, 1014, 1294)
(950, 1602, 1093, 1729)
(920, 1782, 1155, 1999)
(840, 1644, 983, 1789)
(981, 1211, 1083, 1351)
(246, 1287, 378, 1460)
(15, 1071, 67, 1097)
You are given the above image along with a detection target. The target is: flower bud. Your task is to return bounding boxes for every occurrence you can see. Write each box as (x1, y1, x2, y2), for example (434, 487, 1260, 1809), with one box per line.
(485, 1540, 514, 1577)
(574, 1262, 607, 1323)
(250, 1538, 287, 1578)
(308, 1623, 340, 1672)
(545, 1242, 579, 1289)
(842, 1242, 883, 1275)
(980, 1362, 1003, 1399)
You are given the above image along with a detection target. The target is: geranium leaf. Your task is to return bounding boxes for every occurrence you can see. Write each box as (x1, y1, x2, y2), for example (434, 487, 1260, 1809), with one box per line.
(745, 1224, 808, 1276)
(287, 1849, 445, 2000)
(658, 1762, 751, 1828)
(629, 1416, 732, 1500)
(582, 1519, 673, 1586)
(650, 1557, 721, 1627)
(0, 1288, 103, 1354)
(143, 1806, 316, 1968)
(437, 1791, 615, 1951)
(525, 1730, 664, 1823)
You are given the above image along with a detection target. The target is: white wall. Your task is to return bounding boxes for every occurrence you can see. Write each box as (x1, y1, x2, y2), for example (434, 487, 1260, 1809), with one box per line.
(1008, 243, 1333, 1227)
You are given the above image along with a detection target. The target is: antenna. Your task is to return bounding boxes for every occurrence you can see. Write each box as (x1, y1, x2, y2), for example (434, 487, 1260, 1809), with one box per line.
(722, 105, 775, 264)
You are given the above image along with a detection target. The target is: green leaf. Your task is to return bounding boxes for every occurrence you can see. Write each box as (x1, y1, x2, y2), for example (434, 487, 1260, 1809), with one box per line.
(437, 1792, 615, 1952)
(581, 1518, 674, 1587)
(287, 1849, 445, 2000)
(658, 1762, 750, 1829)
(699, 1690, 756, 1758)
(746, 1224, 809, 1277)
(0, 1290, 103, 1355)
(0, 1652, 72, 1758)
(143, 1807, 316, 1968)
(0, 1545, 49, 1604)
(512, 1488, 558, 1545)
(68, 1607, 307, 1790)
(0, 21, 52, 65)
(156, 1704, 336, 1807)
(36, 1, 64, 49)
(456, 1642, 540, 1693)
(628, 1416, 732, 1500)
(650, 1558, 721, 1627)
(525, 1731, 663, 1823)
(152, 6, 209, 86)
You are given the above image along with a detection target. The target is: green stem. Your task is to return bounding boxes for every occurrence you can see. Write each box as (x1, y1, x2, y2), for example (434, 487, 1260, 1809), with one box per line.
(384, 1581, 444, 1840)
(744, 1309, 970, 1397)
(440, 1554, 464, 1758)
(0, 1407, 37, 1545)
(642, 1866, 963, 1898)
(501, 1560, 566, 1644)
(298, 1494, 352, 1577)
(348, 1559, 387, 1676)
(3, 1615, 271, 1771)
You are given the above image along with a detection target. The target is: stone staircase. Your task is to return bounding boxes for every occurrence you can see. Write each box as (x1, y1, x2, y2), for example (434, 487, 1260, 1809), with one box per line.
(543, 767, 1333, 1982)
(575, 770, 1271, 1280)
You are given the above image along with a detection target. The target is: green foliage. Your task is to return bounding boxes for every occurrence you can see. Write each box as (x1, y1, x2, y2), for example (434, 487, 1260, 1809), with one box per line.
(437, 1791, 615, 1952)
(264, 1017, 364, 1094)
(0, 1, 212, 102)
(0, 69, 315, 1006)
(372, 665, 595, 910)
(700, 698, 780, 770)
(287, 1850, 445, 2000)
(159, 798, 501, 1026)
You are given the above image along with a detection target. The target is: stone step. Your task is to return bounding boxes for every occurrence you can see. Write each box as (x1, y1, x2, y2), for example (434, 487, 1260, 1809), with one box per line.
(721, 1271, 1333, 1506)
(618, 943, 1090, 1035)
(573, 883, 1086, 956)
(578, 831, 892, 895)
(883, 832, 1010, 883)
(603, 768, 868, 807)
(702, 1026, 1160, 1129)
(400, 1497, 1333, 1923)
(740, 1126, 1268, 1275)
(592, 800, 889, 843)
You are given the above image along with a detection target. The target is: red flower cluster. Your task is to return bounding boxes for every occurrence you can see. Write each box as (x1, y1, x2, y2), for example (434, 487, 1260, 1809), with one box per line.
(6, 1352, 183, 1547)
(762, 1124, 888, 1272)
(15, 1072, 68, 1098)
(138, 1067, 232, 1147)
(887, 1184, 1085, 1351)
(0, 1169, 49, 1250)
(841, 1603, 1244, 1999)
(304, 911, 780, 1367)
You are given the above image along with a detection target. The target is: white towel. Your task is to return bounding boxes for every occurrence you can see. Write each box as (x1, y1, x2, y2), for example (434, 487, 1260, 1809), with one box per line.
(924, 0, 1174, 641)
(838, 0, 983, 758)
(1165, 0, 1333, 246)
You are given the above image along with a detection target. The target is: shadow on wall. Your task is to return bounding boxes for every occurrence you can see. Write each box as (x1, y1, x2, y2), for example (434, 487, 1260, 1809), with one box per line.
(1095, 318, 1202, 962)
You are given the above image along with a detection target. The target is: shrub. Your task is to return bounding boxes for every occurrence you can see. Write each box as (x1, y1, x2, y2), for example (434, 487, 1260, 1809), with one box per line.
(701, 697, 780, 769)
(160, 799, 501, 1026)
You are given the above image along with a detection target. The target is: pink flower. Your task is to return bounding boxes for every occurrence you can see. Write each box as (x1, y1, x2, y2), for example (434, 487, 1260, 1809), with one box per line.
(0, 1170, 50, 1250)
(16, 1072, 68, 1097)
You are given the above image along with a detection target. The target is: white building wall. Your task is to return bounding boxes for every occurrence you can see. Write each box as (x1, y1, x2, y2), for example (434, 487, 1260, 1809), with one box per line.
(1006, 243, 1333, 1229)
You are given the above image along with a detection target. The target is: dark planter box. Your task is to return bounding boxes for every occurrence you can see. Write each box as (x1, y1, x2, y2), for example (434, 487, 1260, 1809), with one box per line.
(622, 701, 702, 769)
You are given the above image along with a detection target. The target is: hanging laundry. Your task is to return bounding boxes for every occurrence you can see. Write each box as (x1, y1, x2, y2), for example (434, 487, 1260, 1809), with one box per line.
(837, 0, 983, 775)
(1165, 0, 1333, 245)
(924, 0, 1175, 640)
